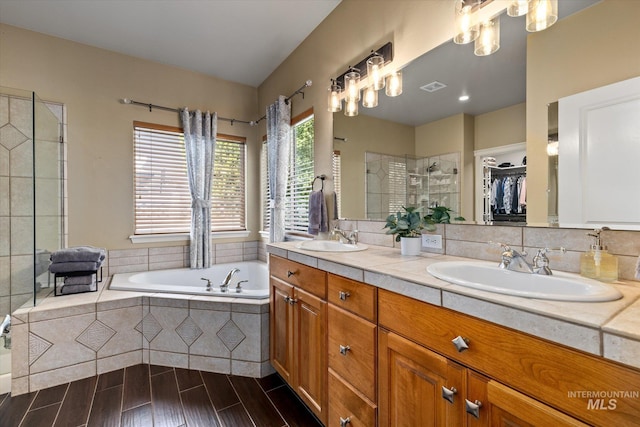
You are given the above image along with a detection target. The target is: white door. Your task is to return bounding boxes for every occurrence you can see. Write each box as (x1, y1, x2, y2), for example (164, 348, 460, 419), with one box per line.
(558, 76, 640, 230)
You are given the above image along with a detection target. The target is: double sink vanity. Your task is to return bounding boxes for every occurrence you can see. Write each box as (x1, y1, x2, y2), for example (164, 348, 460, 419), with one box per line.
(267, 240, 640, 426)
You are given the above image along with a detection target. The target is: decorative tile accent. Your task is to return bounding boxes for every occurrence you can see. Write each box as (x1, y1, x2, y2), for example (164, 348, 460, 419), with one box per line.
(135, 312, 162, 342)
(76, 320, 116, 352)
(0, 124, 28, 150)
(29, 332, 53, 365)
(217, 319, 246, 352)
(175, 316, 203, 347)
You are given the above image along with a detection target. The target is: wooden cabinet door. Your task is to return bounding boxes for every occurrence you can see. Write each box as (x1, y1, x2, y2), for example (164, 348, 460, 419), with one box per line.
(270, 276, 293, 384)
(485, 380, 589, 427)
(294, 286, 327, 424)
(379, 329, 465, 427)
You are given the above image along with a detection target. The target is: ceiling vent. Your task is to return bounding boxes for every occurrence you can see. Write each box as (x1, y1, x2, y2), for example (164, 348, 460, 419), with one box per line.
(420, 81, 447, 92)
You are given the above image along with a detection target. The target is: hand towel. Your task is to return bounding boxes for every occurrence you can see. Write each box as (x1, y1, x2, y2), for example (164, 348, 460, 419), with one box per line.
(636, 256, 640, 280)
(64, 274, 95, 286)
(50, 246, 106, 263)
(308, 190, 328, 235)
(49, 261, 100, 274)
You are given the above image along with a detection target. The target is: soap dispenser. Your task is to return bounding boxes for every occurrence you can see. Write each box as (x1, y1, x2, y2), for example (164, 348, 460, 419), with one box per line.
(580, 227, 618, 282)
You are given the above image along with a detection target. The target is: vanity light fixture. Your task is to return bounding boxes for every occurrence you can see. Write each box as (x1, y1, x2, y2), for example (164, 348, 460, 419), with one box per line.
(362, 85, 378, 108)
(527, 0, 558, 32)
(474, 16, 500, 56)
(329, 42, 397, 117)
(453, 0, 482, 44)
(327, 79, 342, 112)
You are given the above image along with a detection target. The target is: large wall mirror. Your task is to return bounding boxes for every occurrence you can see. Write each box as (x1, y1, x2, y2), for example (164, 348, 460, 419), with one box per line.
(333, 0, 638, 229)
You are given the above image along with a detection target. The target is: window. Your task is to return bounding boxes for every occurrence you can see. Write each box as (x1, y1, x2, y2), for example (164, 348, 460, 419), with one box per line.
(133, 121, 246, 235)
(260, 110, 315, 234)
(286, 111, 315, 232)
(332, 150, 341, 219)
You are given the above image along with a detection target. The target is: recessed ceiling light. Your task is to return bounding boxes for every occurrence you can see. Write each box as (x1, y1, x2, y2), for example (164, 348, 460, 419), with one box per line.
(420, 81, 447, 92)
(459, 95, 470, 101)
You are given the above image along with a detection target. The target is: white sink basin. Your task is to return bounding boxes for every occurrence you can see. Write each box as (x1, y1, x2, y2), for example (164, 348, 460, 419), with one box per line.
(427, 261, 622, 302)
(296, 240, 368, 252)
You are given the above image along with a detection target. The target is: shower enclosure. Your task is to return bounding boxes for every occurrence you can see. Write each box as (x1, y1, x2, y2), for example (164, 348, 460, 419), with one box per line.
(365, 151, 461, 220)
(0, 87, 65, 393)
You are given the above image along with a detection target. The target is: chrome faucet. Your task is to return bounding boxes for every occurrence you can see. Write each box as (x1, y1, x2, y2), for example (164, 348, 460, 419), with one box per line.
(220, 268, 240, 292)
(490, 241, 534, 274)
(331, 227, 359, 244)
(532, 247, 566, 275)
(489, 242, 565, 275)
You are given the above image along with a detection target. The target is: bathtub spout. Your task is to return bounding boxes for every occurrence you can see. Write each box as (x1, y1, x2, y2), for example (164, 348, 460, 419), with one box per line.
(220, 268, 240, 292)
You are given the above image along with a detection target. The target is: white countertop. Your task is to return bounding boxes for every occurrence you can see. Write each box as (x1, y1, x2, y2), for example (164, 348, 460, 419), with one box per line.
(267, 241, 640, 370)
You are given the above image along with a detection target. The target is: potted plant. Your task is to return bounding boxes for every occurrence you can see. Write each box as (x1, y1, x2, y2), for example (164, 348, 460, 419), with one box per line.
(384, 206, 435, 255)
(424, 206, 465, 225)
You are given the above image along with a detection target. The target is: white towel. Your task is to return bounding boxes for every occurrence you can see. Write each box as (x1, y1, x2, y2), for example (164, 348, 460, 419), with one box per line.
(635, 256, 640, 280)
(308, 190, 328, 235)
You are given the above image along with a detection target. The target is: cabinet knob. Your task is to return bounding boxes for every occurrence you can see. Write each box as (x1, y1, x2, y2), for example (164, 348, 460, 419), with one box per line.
(339, 344, 351, 356)
(441, 386, 458, 404)
(338, 291, 351, 301)
(288, 298, 298, 305)
(465, 399, 483, 419)
(287, 270, 295, 278)
(451, 336, 470, 352)
(283, 296, 290, 304)
(340, 416, 351, 427)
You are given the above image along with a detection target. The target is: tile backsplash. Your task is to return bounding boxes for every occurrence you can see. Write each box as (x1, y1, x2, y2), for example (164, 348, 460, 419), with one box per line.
(338, 220, 640, 282)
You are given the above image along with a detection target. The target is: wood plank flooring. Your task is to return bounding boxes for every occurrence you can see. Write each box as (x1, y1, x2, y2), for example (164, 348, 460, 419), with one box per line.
(0, 365, 323, 427)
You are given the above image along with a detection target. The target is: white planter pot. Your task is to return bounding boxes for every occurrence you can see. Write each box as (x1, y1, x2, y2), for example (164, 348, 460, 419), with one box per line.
(400, 236, 422, 256)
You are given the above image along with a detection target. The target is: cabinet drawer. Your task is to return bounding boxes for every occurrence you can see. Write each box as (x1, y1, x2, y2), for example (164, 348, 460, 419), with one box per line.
(328, 274, 377, 322)
(328, 305, 376, 401)
(328, 370, 376, 427)
(269, 254, 326, 298)
(378, 289, 640, 427)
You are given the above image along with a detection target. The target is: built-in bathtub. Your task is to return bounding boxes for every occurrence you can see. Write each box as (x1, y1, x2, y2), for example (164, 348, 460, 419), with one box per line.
(110, 261, 269, 299)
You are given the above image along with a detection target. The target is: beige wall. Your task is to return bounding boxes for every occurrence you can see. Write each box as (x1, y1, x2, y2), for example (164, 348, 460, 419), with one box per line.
(333, 113, 414, 219)
(0, 24, 260, 249)
(526, 0, 640, 225)
(474, 103, 526, 150)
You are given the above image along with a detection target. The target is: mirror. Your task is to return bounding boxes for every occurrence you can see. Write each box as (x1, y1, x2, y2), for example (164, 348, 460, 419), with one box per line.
(334, 0, 633, 226)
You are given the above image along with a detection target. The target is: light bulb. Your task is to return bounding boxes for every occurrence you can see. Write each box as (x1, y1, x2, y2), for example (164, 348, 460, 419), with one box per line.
(362, 86, 378, 108)
(385, 70, 403, 97)
(327, 81, 342, 112)
(367, 54, 385, 90)
(345, 97, 359, 116)
(474, 17, 500, 56)
(453, 0, 481, 44)
(527, 0, 558, 32)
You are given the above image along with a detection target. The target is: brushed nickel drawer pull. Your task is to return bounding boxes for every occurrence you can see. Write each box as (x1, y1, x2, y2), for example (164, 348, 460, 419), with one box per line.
(339, 344, 351, 355)
(338, 291, 351, 301)
(441, 386, 457, 404)
(340, 416, 351, 426)
(452, 335, 470, 352)
(465, 399, 483, 418)
(287, 270, 295, 278)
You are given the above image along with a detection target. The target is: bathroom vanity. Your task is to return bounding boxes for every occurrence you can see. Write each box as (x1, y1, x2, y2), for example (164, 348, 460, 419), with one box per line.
(268, 242, 640, 426)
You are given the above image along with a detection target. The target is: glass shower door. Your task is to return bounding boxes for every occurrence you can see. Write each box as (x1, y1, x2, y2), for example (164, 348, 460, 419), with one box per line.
(33, 92, 65, 307)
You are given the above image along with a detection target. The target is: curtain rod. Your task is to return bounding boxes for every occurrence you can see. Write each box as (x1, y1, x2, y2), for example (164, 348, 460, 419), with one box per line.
(120, 79, 312, 127)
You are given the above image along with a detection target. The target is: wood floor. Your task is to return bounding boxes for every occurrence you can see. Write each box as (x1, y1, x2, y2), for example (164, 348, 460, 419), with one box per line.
(0, 365, 323, 427)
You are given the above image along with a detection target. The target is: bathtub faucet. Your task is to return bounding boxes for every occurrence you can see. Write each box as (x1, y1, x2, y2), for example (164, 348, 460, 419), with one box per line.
(220, 268, 240, 292)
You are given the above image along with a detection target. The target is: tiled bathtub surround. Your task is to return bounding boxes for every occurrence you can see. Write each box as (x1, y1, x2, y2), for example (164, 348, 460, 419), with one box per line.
(337, 220, 640, 282)
(105, 241, 260, 276)
(10, 243, 270, 396)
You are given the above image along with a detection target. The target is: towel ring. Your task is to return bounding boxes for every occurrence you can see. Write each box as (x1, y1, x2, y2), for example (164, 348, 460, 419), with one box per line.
(312, 174, 326, 191)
